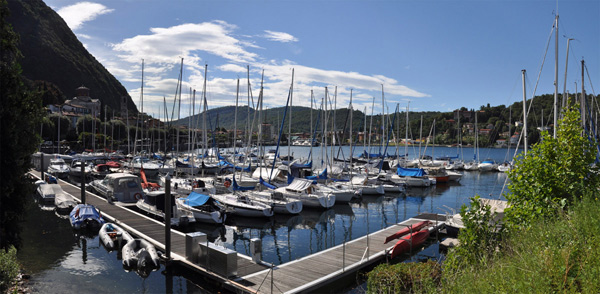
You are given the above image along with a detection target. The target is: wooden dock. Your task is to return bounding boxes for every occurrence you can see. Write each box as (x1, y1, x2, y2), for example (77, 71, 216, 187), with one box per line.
(30, 169, 446, 293)
(233, 213, 446, 293)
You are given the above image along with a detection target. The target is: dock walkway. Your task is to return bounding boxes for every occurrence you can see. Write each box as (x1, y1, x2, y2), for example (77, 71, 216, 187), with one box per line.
(236, 213, 446, 293)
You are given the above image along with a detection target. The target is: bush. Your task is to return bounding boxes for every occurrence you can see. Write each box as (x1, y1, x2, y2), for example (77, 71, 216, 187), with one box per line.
(0, 246, 19, 292)
(367, 261, 441, 293)
(505, 104, 599, 229)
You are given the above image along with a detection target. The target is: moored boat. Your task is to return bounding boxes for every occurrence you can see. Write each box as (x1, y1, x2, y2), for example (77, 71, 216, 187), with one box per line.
(99, 223, 134, 250)
(69, 204, 105, 230)
(389, 229, 430, 259)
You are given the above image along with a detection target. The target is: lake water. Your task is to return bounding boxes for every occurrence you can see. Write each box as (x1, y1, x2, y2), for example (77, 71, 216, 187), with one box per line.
(18, 146, 517, 293)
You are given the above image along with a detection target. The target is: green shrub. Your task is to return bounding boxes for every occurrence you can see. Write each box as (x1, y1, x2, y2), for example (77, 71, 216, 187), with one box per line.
(367, 261, 441, 294)
(505, 104, 599, 229)
(0, 246, 20, 293)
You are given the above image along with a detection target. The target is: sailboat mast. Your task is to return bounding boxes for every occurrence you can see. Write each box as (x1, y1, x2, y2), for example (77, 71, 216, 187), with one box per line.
(310, 90, 314, 162)
(234, 79, 239, 166)
(522, 69, 528, 156)
(553, 13, 559, 138)
(288, 69, 294, 164)
(202, 64, 208, 174)
(405, 102, 409, 161)
(562, 38, 574, 110)
(349, 89, 353, 177)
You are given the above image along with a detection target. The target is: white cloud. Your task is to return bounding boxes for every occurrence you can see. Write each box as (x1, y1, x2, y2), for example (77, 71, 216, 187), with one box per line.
(57, 2, 114, 31)
(102, 20, 427, 116)
(263, 30, 299, 43)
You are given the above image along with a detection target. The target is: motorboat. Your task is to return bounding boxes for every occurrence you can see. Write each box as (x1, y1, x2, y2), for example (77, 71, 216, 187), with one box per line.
(159, 176, 216, 196)
(54, 190, 77, 215)
(175, 192, 227, 224)
(392, 167, 431, 187)
(122, 238, 160, 272)
(89, 173, 145, 203)
(91, 164, 112, 179)
(69, 204, 105, 230)
(99, 223, 134, 250)
(136, 190, 196, 226)
(69, 159, 94, 178)
(36, 183, 58, 203)
(211, 193, 274, 218)
(47, 157, 70, 179)
(126, 157, 160, 178)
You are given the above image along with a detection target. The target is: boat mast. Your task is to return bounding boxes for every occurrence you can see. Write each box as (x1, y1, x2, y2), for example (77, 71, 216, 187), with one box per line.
(581, 59, 586, 129)
(349, 89, 353, 178)
(202, 64, 208, 176)
(562, 38, 574, 110)
(234, 79, 239, 166)
(522, 69, 528, 156)
(553, 13, 559, 138)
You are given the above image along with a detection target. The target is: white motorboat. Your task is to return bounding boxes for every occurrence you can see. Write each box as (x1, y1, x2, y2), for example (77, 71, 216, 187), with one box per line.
(175, 192, 226, 224)
(36, 183, 59, 203)
(126, 157, 160, 178)
(136, 190, 196, 226)
(158, 176, 216, 196)
(89, 173, 145, 203)
(350, 175, 385, 196)
(211, 193, 274, 218)
(47, 157, 70, 178)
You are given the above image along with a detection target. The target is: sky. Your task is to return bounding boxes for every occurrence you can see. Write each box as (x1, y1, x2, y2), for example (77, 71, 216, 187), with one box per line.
(43, 0, 599, 120)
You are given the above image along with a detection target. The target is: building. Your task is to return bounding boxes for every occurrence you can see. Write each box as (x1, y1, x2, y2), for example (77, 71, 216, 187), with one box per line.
(64, 86, 101, 118)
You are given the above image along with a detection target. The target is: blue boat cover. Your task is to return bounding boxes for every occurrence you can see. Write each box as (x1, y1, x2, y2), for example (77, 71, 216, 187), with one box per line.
(397, 166, 426, 177)
(184, 192, 211, 206)
(232, 177, 255, 191)
(306, 168, 327, 180)
(259, 177, 277, 190)
(70, 204, 104, 225)
(218, 160, 251, 172)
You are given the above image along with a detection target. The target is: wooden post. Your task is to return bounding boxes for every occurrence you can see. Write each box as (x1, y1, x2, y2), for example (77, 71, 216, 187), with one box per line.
(81, 161, 86, 204)
(165, 175, 171, 260)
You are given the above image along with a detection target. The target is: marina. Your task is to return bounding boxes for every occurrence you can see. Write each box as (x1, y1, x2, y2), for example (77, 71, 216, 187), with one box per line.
(21, 146, 511, 293)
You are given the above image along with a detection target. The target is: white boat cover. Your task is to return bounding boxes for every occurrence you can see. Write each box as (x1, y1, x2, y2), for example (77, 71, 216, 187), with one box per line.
(252, 167, 282, 181)
(285, 178, 313, 192)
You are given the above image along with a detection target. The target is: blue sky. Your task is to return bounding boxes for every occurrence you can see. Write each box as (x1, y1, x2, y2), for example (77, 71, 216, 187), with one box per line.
(44, 0, 599, 120)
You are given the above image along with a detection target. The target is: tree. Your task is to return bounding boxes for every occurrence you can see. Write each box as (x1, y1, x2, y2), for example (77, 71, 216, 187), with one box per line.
(0, 0, 44, 249)
(505, 104, 599, 229)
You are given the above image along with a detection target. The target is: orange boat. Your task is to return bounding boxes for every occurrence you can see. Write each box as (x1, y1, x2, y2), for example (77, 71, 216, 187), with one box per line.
(389, 229, 430, 259)
(384, 220, 431, 244)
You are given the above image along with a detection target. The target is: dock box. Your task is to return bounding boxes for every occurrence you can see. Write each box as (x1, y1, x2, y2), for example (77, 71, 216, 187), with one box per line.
(198, 242, 237, 277)
(185, 232, 207, 263)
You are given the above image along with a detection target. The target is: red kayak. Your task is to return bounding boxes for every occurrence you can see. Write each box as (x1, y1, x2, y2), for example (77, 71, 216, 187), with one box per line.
(389, 229, 430, 259)
(384, 220, 431, 244)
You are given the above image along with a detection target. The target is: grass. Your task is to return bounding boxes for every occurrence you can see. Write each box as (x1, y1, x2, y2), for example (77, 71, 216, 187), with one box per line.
(367, 193, 600, 293)
(441, 193, 600, 293)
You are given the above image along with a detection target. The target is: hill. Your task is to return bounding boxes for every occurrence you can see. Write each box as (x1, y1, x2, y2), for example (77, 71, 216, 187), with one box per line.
(5, 0, 137, 114)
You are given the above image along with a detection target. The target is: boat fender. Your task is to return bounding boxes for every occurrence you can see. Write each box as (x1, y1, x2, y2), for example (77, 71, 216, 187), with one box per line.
(192, 181, 199, 188)
(134, 193, 143, 200)
(224, 180, 231, 188)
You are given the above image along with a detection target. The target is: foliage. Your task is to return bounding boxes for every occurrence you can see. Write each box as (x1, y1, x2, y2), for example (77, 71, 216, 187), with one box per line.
(440, 191, 600, 293)
(0, 246, 19, 293)
(0, 0, 44, 250)
(367, 261, 441, 294)
(504, 104, 599, 228)
(443, 196, 505, 272)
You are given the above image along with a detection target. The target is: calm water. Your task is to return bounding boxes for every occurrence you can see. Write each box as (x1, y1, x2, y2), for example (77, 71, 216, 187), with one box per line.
(19, 146, 516, 293)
